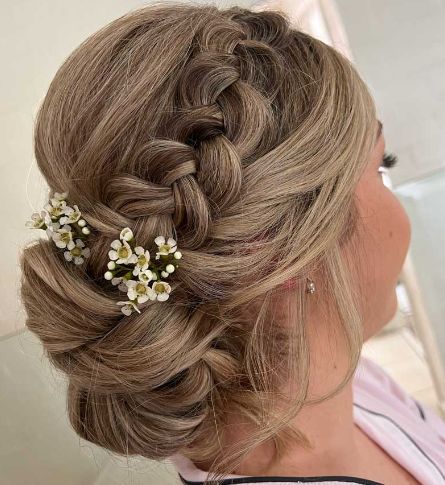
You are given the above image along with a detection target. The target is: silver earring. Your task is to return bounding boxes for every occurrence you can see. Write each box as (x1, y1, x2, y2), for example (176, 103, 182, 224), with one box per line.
(306, 278, 316, 294)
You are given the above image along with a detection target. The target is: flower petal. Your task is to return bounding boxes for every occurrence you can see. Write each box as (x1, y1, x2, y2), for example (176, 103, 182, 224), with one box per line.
(110, 240, 122, 250)
(122, 306, 132, 316)
(167, 237, 177, 248)
(134, 246, 144, 255)
(154, 236, 165, 246)
(118, 282, 128, 292)
(127, 254, 138, 265)
(120, 228, 134, 241)
(138, 294, 149, 304)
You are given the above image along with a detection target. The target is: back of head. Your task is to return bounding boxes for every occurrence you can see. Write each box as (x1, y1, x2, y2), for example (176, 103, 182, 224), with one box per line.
(20, 3, 377, 483)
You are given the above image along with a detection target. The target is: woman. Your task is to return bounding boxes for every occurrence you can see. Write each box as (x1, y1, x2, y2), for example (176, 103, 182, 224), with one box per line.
(20, 3, 445, 485)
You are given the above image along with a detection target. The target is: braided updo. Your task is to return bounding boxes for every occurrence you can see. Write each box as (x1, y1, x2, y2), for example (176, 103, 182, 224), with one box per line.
(20, 3, 377, 484)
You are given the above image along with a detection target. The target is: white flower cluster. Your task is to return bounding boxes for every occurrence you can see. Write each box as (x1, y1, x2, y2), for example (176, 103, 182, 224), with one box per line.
(26, 192, 91, 265)
(104, 227, 182, 315)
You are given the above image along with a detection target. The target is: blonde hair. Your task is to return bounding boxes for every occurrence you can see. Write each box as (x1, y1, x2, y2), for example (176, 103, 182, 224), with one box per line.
(20, 3, 377, 484)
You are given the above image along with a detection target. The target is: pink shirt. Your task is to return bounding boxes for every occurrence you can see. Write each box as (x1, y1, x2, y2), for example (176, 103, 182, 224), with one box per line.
(168, 355, 445, 485)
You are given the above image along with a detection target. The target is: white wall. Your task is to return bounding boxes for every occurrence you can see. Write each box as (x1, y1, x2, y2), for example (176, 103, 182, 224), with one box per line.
(336, 0, 445, 186)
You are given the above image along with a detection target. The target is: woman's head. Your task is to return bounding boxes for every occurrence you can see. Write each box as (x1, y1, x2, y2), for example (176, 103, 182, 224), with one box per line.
(20, 3, 396, 483)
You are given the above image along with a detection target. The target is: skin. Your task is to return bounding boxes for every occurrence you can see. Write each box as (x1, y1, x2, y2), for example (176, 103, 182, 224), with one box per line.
(195, 120, 414, 481)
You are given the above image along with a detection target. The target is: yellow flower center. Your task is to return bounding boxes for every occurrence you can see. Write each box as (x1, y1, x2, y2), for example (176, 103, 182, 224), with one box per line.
(71, 247, 82, 257)
(136, 283, 147, 294)
(160, 244, 170, 253)
(137, 254, 147, 266)
(61, 232, 71, 243)
(154, 283, 165, 293)
(117, 247, 129, 259)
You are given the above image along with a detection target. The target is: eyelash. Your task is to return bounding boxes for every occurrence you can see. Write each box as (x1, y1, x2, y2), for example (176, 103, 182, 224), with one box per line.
(378, 152, 398, 173)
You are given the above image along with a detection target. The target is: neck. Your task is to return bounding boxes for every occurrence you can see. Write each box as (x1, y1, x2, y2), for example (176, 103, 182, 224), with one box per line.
(194, 345, 365, 478)
(193, 289, 370, 477)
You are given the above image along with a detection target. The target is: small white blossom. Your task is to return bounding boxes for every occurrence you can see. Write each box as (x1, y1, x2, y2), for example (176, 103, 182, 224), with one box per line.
(44, 199, 67, 219)
(154, 236, 177, 259)
(117, 300, 140, 316)
(150, 280, 172, 301)
(132, 246, 151, 276)
(138, 269, 154, 284)
(165, 264, 175, 273)
(173, 251, 182, 259)
(45, 193, 67, 217)
(64, 239, 90, 265)
(111, 276, 122, 286)
(81, 226, 90, 235)
(60, 205, 81, 225)
(44, 216, 60, 238)
(120, 227, 134, 241)
(26, 211, 46, 229)
(52, 224, 75, 250)
(161, 271, 169, 278)
(126, 280, 153, 304)
(108, 239, 137, 265)
(104, 271, 113, 280)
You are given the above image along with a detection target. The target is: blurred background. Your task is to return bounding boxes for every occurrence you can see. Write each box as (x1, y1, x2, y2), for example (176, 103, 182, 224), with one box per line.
(1, 0, 444, 483)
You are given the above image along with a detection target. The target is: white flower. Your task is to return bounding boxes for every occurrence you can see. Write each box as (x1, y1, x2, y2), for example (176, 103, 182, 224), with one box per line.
(110, 276, 131, 292)
(120, 227, 134, 241)
(52, 224, 75, 250)
(45, 202, 66, 219)
(126, 280, 153, 304)
(52, 191, 68, 202)
(44, 216, 60, 238)
(64, 239, 90, 265)
(108, 239, 137, 265)
(117, 300, 140, 316)
(138, 269, 154, 283)
(150, 280, 172, 301)
(25, 211, 46, 229)
(111, 276, 122, 286)
(154, 236, 177, 260)
(45, 195, 67, 219)
(132, 246, 151, 276)
(60, 205, 81, 225)
(173, 251, 182, 259)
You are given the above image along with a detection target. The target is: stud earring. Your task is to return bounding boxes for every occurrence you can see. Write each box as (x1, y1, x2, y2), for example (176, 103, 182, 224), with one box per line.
(306, 277, 316, 294)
